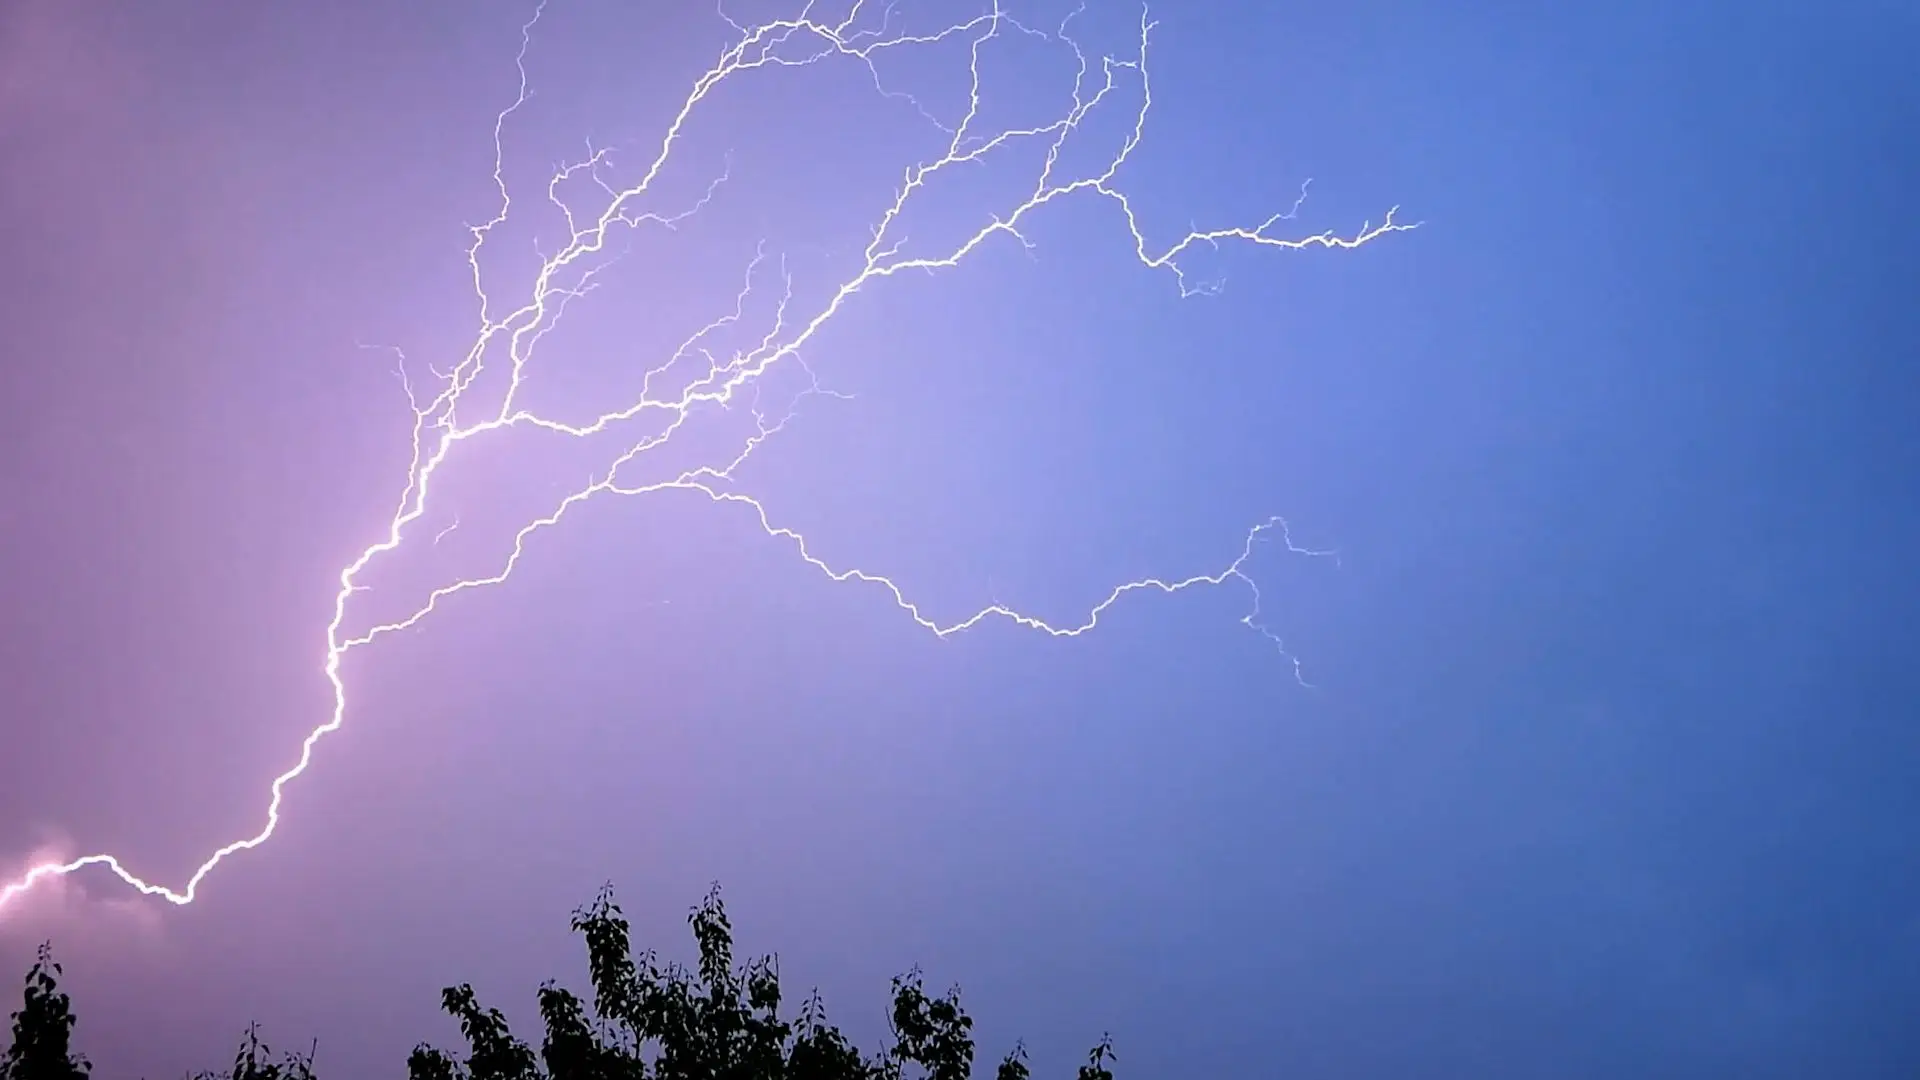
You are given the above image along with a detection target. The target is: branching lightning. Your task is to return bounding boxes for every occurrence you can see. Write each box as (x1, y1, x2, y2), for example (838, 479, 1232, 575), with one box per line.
(0, 0, 1413, 916)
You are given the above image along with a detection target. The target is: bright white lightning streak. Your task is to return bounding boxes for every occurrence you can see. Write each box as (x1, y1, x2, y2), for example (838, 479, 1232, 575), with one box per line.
(0, 0, 1413, 916)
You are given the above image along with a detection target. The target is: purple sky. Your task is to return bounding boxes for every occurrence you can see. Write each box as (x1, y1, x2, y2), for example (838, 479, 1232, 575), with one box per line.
(4, 1, 1918, 1077)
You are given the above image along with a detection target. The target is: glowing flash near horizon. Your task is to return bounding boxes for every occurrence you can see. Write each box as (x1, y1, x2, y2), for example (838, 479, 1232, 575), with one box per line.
(0, 0, 1413, 916)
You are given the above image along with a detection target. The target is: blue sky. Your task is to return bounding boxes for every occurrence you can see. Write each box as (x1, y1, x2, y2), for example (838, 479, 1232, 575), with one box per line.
(1, 1, 1916, 1076)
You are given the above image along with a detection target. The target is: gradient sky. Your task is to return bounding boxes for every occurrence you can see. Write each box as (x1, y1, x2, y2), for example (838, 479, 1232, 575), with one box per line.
(2, 1, 1917, 1077)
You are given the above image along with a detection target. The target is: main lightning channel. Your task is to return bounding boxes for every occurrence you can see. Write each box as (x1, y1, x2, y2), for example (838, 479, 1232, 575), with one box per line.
(0, 0, 1413, 916)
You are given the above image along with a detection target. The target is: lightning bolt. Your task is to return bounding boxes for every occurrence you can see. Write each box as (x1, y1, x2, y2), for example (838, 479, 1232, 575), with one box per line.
(0, 0, 1413, 916)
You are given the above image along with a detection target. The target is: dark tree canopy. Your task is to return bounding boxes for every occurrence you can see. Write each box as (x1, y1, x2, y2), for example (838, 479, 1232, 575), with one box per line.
(188, 1026, 317, 1080)
(2, 887, 1118, 1080)
(0, 945, 89, 1080)
(407, 885, 1118, 1080)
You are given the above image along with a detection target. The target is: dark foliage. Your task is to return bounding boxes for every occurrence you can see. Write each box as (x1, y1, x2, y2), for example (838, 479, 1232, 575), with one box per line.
(407, 884, 1116, 1080)
(0, 945, 317, 1080)
(188, 1025, 318, 1080)
(0, 945, 89, 1080)
(3, 886, 1118, 1079)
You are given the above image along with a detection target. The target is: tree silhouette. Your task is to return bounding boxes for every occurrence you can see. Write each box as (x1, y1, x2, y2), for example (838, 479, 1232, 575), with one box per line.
(407, 885, 1118, 1080)
(0, 944, 89, 1080)
(1, 945, 319, 1080)
(3, 886, 1119, 1079)
(188, 1025, 317, 1080)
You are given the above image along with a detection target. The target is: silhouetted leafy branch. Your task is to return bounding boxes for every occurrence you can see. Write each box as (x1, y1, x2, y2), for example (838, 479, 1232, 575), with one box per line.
(0, 944, 89, 1080)
(188, 1026, 317, 1080)
(407, 884, 1112, 1080)
(3, 887, 1117, 1080)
